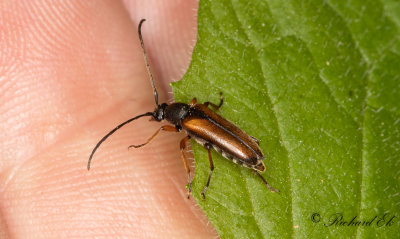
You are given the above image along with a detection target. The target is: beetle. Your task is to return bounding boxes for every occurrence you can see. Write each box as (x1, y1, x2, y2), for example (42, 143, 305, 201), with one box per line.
(87, 19, 280, 199)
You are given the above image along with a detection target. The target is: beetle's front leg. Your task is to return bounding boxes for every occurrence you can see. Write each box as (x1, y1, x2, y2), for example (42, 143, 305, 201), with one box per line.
(128, 125, 177, 149)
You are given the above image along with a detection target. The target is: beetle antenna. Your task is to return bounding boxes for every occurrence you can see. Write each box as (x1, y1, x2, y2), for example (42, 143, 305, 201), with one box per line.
(87, 112, 153, 170)
(138, 19, 159, 106)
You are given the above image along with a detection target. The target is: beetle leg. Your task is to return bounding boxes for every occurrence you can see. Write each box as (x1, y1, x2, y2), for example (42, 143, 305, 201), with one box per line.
(204, 92, 224, 111)
(201, 143, 214, 200)
(250, 136, 260, 145)
(128, 125, 177, 149)
(189, 97, 197, 106)
(180, 135, 192, 198)
(254, 171, 280, 194)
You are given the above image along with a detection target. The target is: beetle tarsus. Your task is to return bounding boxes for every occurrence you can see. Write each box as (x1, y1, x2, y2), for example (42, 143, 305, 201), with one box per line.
(187, 175, 192, 199)
(128, 144, 144, 149)
(201, 191, 206, 200)
(254, 171, 280, 194)
(201, 144, 214, 200)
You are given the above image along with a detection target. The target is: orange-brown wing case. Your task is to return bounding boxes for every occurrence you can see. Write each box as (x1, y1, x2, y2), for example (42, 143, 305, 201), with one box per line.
(182, 104, 265, 171)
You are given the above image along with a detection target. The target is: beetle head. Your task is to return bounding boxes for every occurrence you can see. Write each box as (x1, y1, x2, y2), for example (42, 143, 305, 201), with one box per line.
(152, 103, 168, 122)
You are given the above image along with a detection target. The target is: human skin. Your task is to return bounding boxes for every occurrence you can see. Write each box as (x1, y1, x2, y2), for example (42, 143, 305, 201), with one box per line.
(0, 0, 217, 238)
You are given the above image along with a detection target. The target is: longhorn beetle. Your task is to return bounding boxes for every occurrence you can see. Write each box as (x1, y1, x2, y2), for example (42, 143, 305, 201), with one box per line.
(87, 19, 280, 199)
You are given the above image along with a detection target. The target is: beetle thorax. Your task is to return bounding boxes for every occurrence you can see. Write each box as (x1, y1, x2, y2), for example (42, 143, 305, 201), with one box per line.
(164, 103, 190, 126)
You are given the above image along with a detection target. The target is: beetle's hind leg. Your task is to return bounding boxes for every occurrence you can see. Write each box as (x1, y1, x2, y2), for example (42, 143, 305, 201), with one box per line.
(180, 135, 192, 198)
(204, 92, 224, 111)
(254, 170, 280, 194)
(250, 136, 260, 145)
(201, 143, 215, 200)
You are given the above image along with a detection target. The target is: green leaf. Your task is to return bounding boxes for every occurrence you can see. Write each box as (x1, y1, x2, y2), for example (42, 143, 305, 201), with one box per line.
(171, 0, 400, 238)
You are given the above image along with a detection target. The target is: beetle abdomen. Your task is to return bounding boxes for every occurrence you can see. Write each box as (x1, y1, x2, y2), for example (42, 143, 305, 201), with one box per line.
(182, 104, 266, 172)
